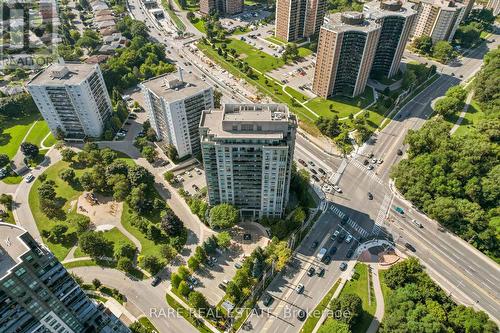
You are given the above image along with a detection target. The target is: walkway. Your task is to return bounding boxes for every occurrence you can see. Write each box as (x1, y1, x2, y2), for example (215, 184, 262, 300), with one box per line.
(450, 91, 474, 134)
(366, 263, 385, 333)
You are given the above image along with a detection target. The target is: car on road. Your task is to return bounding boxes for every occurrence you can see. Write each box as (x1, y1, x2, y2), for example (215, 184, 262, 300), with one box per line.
(339, 262, 348, 271)
(367, 192, 373, 200)
(317, 247, 327, 261)
(318, 167, 326, 175)
(151, 277, 161, 286)
(345, 234, 353, 243)
(323, 255, 332, 264)
(397, 149, 403, 156)
(218, 282, 227, 291)
(297, 309, 307, 321)
(322, 184, 332, 193)
(412, 219, 423, 228)
(311, 175, 320, 182)
(371, 158, 377, 164)
(333, 185, 342, 193)
(234, 262, 242, 269)
(298, 159, 307, 166)
(295, 283, 304, 294)
(311, 241, 319, 249)
(405, 243, 416, 252)
(25, 174, 35, 183)
(331, 229, 340, 241)
(363, 159, 369, 165)
(308, 161, 315, 166)
(367, 165, 374, 170)
(317, 267, 325, 277)
(262, 293, 273, 306)
(394, 206, 404, 215)
(329, 246, 337, 255)
(307, 267, 315, 276)
(310, 168, 318, 175)
(377, 159, 383, 164)
(346, 249, 354, 258)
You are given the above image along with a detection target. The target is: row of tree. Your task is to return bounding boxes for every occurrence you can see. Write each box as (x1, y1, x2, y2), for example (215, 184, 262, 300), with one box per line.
(433, 85, 467, 116)
(380, 258, 497, 332)
(412, 36, 455, 63)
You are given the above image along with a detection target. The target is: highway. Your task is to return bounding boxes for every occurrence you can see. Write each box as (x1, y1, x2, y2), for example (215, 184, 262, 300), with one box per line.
(123, 1, 500, 330)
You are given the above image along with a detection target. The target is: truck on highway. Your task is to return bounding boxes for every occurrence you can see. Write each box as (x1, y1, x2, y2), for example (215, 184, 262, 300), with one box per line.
(317, 247, 327, 261)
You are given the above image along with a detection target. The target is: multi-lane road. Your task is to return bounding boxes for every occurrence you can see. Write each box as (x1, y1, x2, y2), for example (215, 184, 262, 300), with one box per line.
(118, 1, 500, 330)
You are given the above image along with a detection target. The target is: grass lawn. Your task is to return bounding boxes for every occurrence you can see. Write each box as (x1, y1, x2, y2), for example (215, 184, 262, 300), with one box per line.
(378, 269, 391, 317)
(298, 46, 313, 57)
(138, 317, 158, 332)
(305, 88, 374, 119)
(42, 133, 57, 147)
(166, 293, 213, 333)
(88, 294, 108, 303)
(0, 113, 40, 158)
(161, 0, 186, 31)
(225, 38, 285, 73)
(24, 120, 51, 147)
(73, 227, 135, 258)
(266, 35, 286, 46)
(232, 26, 250, 35)
(453, 100, 484, 136)
(191, 18, 206, 33)
(1, 209, 15, 224)
(63, 258, 145, 280)
(1, 170, 23, 184)
(300, 279, 341, 333)
(337, 263, 376, 333)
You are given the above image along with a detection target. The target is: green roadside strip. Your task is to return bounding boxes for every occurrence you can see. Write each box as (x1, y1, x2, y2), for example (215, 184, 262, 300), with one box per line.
(138, 317, 158, 332)
(300, 279, 341, 333)
(165, 293, 213, 333)
(161, 0, 186, 31)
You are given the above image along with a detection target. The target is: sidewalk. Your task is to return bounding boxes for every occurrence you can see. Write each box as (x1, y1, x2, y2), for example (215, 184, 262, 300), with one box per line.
(366, 264, 385, 333)
(450, 91, 474, 134)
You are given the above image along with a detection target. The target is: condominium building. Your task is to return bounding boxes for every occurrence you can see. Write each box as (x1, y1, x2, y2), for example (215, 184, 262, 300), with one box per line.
(200, 0, 243, 15)
(410, 0, 465, 42)
(275, 0, 327, 42)
(199, 104, 297, 219)
(312, 12, 381, 98)
(141, 70, 214, 159)
(364, 0, 417, 78)
(458, 0, 475, 20)
(486, 0, 499, 15)
(27, 63, 112, 140)
(0, 223, 130, 333)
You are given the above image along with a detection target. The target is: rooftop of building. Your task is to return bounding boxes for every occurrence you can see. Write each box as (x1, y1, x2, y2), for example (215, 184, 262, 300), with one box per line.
(141, 70, 211, 101)
(200, 103, 296, 140)
(364, 0, 417, 18)
(28, 63, 99, 86)
(416, 0, 465, 9)
(0, 223, 29, 279)
(323, 12, 381, 33)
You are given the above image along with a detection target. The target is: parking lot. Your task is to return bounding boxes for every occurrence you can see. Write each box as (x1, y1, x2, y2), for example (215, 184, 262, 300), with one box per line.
(267, 57, 317, 98)
(175, 166, 206, 196)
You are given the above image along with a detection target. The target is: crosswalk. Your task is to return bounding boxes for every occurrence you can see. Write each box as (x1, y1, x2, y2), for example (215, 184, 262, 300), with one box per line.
(371, 194, 392, 236)
(349, 159, 384, 185)
(329, 205, 369, 238)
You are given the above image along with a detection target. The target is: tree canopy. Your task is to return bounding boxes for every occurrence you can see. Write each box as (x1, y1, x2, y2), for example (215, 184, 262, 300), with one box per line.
(209, 203, 239, 229)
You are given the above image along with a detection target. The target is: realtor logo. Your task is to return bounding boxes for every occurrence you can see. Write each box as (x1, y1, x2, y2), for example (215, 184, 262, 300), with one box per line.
(0, 0, 61, 69)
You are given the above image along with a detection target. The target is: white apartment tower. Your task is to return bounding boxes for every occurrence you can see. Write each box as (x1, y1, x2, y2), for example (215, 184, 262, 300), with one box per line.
(27, 63, 113, 139)
(141, 71, 214, 159)
(199, 104, 297, 219)
(411, 0, 465, 42)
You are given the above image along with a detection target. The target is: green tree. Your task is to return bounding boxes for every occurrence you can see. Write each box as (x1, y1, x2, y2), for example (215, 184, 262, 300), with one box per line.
(455, 24, 481, 48)
(412, 35, 433, 54)
(79, 232, 114, 258)
(432, 41, 454, 63)
(127, 165, 154, 186)
(141, 255, 164, 274)
(445, 85, 467, 101)
(160, 210, 184, 236)
(330, 293, 363, 327)
(92, 278, 101, 289)
(434, 96, 463, 116)
(160, 244, 177, 262)
(69, 215, 91, 232)
(177, 265, 190, 280)
(209, 203, 239, 229)
(178, 280, 191, 297)
(0, 194, 13, 207)
(60, 148, 76, 162)
(117, 257, 134, 273)
(226, 281, 242, 303)
(188, 257, 200, 271)
(141, 145, 158, 163)
(49, 224, 68, 242)
(59, 168, 76, 183)
(115, 243, 137, 259)
(216, 231, 231, 248)
(318, 319, 351, 333)
(20, 142, 39, 159)
(0, 154, 9, 168)
(164, 171, 175, 183)
(189, 291, 210, 313)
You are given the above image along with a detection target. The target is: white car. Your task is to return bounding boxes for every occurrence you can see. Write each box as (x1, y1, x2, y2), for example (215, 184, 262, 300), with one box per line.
(371, 158, 377, 164)
(345, 234, 353, 244)
(295, 283, 304, 294)
(333, 185, 342, 193)
(25, 174, 35, 183)
(322, 184, 332, 193)
(367, 165, 374, 170)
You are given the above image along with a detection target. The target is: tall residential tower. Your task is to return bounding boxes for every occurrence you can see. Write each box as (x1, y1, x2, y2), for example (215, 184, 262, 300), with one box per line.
(0, 223, 130, 333)
(27, 63, 113, 140)
(200, 0, 243, 15)
(199, 104, 297, 219)
(410, 0, 465, 42)
(275, 0, 327, 42)
(141, 71, 214, 159)
(312, 12, 381, 98)
(364, 0, 417, 78)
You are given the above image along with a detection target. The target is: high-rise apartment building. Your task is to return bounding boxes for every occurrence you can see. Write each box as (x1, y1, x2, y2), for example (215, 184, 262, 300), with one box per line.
(410, 0, 465, 42)
(141, 71, 214, 159)
(0, 223, 130, 333)
(312, 12, 381, 98)
(27, 63, 112, 140)
(275, 0, 327, 42)
(458, 0, 475, 20)
(199, 104, 297, 219)
(364, 0, 417, 78)
(200, 0, 243, 15)
(486, 0, 499, 15)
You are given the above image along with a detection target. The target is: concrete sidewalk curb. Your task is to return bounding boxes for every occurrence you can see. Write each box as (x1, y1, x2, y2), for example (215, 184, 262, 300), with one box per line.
(366, 264, 385, 333)
(310, 278, 348, 333)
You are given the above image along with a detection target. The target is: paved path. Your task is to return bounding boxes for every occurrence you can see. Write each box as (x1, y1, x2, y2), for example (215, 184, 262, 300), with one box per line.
(366, 264, 385, 333)
(450, 91, 474, 134)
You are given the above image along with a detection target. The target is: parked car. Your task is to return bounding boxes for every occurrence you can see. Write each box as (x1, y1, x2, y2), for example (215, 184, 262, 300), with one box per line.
(338, 233, 346, 243)
(311, 240, 319, 249)
(317, 267, 325, 277)
(333, 185, 342, 193)
(318, 168, 326, 175)
(323, 255, 332, 264)
(331, 230, 340, 241)
(345, 234, 353, 244)
(363, 159, 369, 165)
(312, 175, 320, 182)
(346, 249, 354, 258)
(234, 262, 242, 269)
(218, 282, 227, 291)
(307, 267, 315, 276)
(295, 283, 304, 294)
(367, 165, 374, 170)
(151, 277, 161, 286)
(329, 246, 337, 255)
(339, 262, 348, 271)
